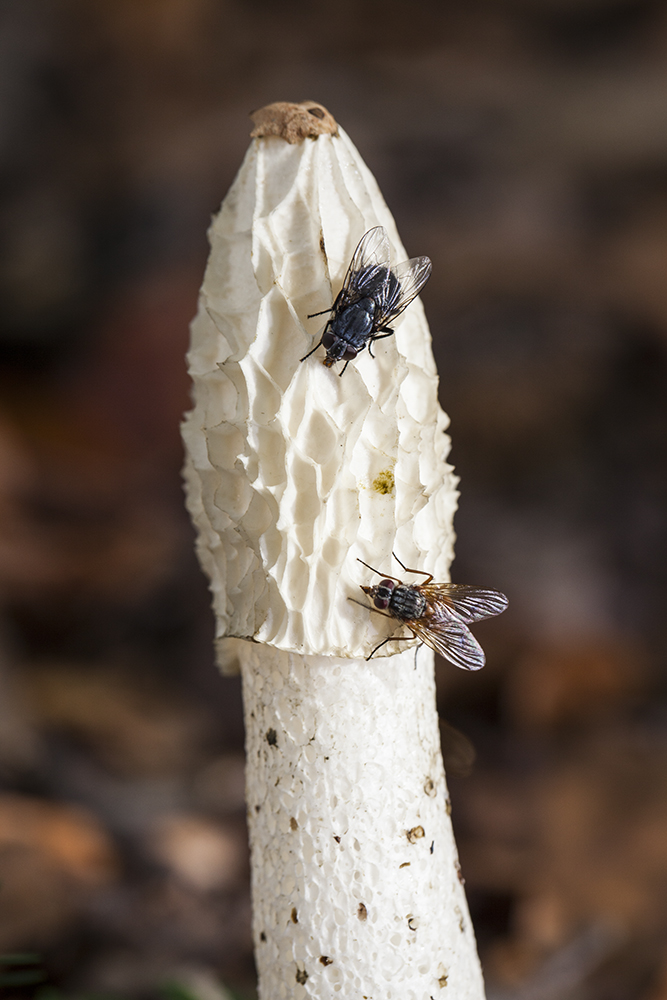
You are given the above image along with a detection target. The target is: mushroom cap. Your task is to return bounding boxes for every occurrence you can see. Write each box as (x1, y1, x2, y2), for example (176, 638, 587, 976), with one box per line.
(182, 127, 458, 659)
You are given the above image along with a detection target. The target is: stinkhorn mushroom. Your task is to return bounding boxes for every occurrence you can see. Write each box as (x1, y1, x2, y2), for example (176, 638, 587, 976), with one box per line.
(182, 101, 496, 1000)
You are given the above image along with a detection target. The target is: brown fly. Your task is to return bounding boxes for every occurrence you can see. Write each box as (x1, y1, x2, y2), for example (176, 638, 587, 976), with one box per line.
(353, 554, 508, 669)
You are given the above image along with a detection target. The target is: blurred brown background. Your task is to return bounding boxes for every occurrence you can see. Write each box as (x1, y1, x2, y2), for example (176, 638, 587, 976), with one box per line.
(1, 1, 666, 999)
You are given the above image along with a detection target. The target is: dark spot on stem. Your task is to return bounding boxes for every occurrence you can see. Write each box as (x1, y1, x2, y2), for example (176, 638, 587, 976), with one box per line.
(407, 825, 425, 843)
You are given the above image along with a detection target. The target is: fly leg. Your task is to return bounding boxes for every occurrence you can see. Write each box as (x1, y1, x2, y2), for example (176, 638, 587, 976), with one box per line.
(367, 327, 394, 358)
(411, 638, 428, 669)
(356, 557, 402, 584)
(367, 632, 415, 660)
(392, 552, 433, 585)
(302, 308, 335, 362)
(348, 595, 418, 661)
(300, 337, 325, 363)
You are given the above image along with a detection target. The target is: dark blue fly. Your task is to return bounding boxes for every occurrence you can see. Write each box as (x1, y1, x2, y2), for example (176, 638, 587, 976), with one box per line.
(300, 227, 432, 375)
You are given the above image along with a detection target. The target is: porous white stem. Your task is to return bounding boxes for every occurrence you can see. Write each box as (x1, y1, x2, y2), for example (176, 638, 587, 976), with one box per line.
(240, 642, 484, 1000)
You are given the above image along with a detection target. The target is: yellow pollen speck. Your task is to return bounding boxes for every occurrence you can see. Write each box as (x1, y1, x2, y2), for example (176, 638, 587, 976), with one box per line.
(372, 469, 395, 495)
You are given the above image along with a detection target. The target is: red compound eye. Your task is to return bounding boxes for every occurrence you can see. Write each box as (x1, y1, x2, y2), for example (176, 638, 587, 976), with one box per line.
(372, 579, 394, 611)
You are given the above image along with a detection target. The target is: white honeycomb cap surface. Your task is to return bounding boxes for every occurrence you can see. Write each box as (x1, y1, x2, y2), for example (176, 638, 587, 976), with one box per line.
(182, 127, 458, 659)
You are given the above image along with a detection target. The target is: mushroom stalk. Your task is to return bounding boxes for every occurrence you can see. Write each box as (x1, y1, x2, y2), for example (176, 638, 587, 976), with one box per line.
(240, 642, 483, 999)
(182, 102, 486, 999)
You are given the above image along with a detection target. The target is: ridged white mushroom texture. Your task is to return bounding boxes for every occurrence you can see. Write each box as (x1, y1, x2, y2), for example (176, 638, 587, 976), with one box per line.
(182, 126, 458, 660)
(182, 112, 485, 1000)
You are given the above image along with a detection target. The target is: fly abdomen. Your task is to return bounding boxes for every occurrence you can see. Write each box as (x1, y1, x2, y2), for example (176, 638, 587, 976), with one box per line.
(356, 264, 392, 298)
(390, 585, 427, 621)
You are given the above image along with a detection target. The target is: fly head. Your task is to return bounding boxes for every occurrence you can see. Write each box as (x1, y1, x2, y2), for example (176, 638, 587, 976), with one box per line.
(362, 579, 396, 611)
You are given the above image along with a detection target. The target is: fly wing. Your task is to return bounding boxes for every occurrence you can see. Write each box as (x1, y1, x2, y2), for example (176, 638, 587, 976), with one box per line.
(410, 616, 486, 672)
(374, 255, 432, 327)
(349, 227, 391, 274)
(337, 227, 392, 310)
(421, 584, 508, 624)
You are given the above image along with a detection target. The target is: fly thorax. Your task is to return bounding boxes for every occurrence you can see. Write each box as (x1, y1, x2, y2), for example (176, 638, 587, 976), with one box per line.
(338, 299, 375, 342)
(389, 585, 427, 621)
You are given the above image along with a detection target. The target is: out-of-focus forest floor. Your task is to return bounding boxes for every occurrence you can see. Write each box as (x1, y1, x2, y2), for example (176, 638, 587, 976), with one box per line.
(1, 2, 667, 999)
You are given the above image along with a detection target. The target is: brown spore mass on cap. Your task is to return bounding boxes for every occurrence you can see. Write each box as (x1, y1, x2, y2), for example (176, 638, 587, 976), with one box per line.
(372, 469, 395, 495)
(250, 101, 338, 143)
